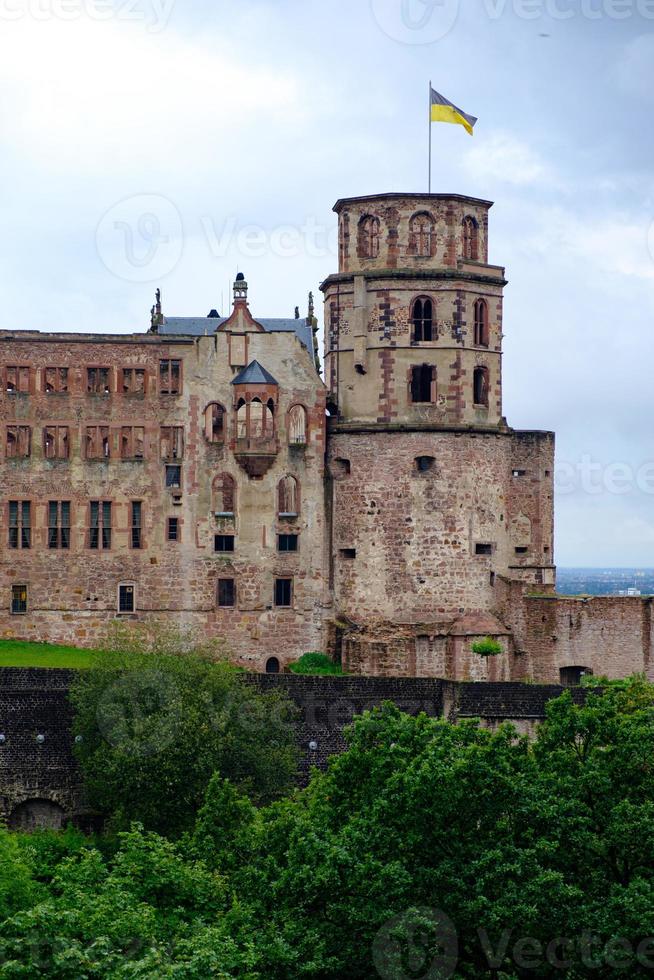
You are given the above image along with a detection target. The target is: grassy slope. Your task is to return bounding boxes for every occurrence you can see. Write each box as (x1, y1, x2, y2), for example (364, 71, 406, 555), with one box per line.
(0, 640, 99, 668)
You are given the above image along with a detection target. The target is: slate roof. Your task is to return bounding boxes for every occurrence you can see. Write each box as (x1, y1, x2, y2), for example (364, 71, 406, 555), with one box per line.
(231, 360, 279, 386)
(158, 316, 313, 352)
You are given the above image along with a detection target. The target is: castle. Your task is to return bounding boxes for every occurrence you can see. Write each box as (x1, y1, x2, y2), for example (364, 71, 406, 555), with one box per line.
(1, 192, 652, 684)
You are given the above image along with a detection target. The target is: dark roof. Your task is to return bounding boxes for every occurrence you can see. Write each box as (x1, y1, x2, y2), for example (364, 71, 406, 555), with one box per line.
(158, 316, 313, 352)
(333, 192, 494, 212)
(231, 360, 279, 386)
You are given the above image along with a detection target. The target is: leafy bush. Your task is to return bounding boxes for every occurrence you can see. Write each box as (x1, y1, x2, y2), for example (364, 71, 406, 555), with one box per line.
(471, 636, 503, 657)
(70, 645, 298, 836)
(289, 652, 344, 675)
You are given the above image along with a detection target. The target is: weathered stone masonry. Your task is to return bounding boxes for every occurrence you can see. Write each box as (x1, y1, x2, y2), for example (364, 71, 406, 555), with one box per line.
(0, 191, 650, 682)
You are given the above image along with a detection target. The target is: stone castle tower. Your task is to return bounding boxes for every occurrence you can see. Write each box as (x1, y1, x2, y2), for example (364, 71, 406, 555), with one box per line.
(322, 193, 556, 678)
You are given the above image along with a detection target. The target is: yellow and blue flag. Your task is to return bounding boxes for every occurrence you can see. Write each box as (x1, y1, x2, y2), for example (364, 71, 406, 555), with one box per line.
(430, 88, 477, 136)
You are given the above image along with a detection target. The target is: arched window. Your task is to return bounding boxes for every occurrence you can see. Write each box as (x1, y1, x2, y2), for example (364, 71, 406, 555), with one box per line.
(463, 216, 479, 260)
(358, 215, 381, 259)
(474, 299, 489, 347)
(213, 473, 236, 515)
(205, 403, 226, 442)
(266, 656, 280, 674)
(278, 475, 299, 516)
(409, 212, 435, 257)
(473, 366, 489, 407)
(411, 297, 434, 342)
(410, 365, 436, 404)
(288, 405, 308, 445)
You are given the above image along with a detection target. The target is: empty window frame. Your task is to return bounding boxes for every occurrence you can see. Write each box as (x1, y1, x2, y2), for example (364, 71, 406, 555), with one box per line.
(278, 534, 299, 552)
(43, 367, 68, 393)
(410, 365, 436, 404)
(409, 212, 435, 257)
(473, 367, 490, 408)
(5, 366, 30, 394)
(48, 501, 71, 550)
(217, 578, 236, 608)
(215, 534, 235, 553)
(9, 501, 31, 549)
(86, 426, 111, 460)
(475, 543, 493, 556)
(205, 403, 226, 442)
(43, 426, 69, 460)
(159, 359, 181, 395)
(411, 298, 434, 342)
(277, 475, 299, 517)
(462, 216, 479, 260)
(160, 426, 184, 460)
(274, 578, 293, 607)
(118, 584, 135, 614)
(121, 426, 145, 460)
(87, 367, 111, 394)
(89, 501, 112, 550)
(474, 299, 489, 347)
(288, 405, 308, 445)
(122, 368, 146, 394)
(167, 517, 180, 542)
(6, 426, 31, 458)
(131, 501, 143, 549)
(358, 215, 381, 259)
(213, 474, 235, 515)
(11, 584, 27, 615)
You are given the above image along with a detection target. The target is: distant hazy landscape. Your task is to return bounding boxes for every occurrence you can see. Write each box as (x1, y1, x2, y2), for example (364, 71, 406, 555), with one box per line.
(558, 568, 654, 597)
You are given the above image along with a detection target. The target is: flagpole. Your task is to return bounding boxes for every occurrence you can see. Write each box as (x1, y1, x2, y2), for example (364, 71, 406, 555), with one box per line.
(428, 79, 432, 194)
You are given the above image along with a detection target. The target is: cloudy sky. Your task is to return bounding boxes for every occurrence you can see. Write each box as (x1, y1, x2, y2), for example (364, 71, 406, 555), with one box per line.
(0, 0, 652, 567)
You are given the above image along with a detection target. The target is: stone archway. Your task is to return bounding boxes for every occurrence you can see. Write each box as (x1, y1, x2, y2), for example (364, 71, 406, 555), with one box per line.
(8, 798, 66, 832)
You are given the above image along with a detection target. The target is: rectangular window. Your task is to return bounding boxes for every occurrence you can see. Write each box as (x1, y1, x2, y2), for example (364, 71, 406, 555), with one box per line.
(165, 464, 182, 489)
(278, 534, 299, 552)
(9, 501, 31, 549)
(87, 367, 111, 394)
(512, 469, 526, 478)
(215, 534, 235, 553)
(410, 365, 435, 404)
(475, 543, 493, 556)
(5, 366, 30, 394)
(89, 501, 112, 550)
(122, 368, 146, 394)
(86, 426, 111, 460)
(217, 578, 235, 608)
(118, 584, 135, 614)
(43, 426, 69, 460)
(167, 517, 180, 542)
(160, 426, 184, 460)
(43, 367, 68, 393)
(121, 426, 145, 460)
(515, 546, 528, 555)
(131, 501, 143, 549)
(340, 548, 356, 560)
(274, 578, 293, 607)
(48, 501, 71, 550)
(6, 426, 31, 458)
(11, 584, 27, 615)
(159, 359, 181, 395)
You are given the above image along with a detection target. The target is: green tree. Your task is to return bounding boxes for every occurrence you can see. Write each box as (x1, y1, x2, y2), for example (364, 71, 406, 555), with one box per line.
(70, 648, 298, 836)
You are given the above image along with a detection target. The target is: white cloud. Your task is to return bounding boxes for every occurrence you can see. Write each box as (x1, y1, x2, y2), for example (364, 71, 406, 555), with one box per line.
(463, 132, 553, 187)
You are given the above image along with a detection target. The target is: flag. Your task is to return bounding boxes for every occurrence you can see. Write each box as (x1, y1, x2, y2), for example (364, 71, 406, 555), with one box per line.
(430, 88, 477, 136)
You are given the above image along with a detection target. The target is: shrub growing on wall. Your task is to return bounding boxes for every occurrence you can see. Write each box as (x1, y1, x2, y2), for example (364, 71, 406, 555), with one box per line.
(471, 637, 503, 657)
